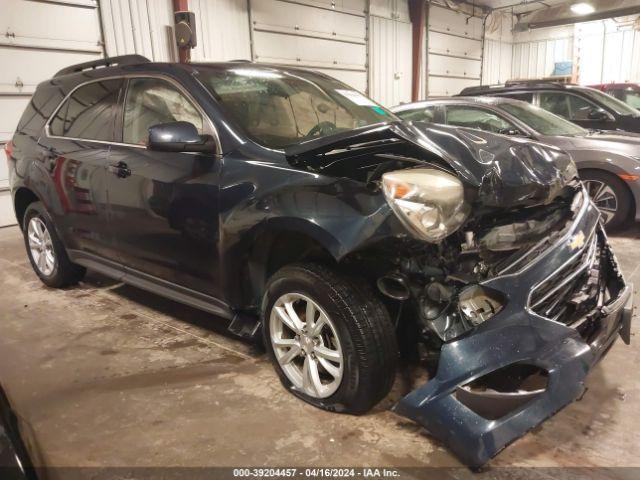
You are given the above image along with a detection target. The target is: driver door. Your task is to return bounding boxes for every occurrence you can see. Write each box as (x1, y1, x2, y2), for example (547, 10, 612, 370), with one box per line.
(537, 91, 613, 130)
(106, 76, 223, 298)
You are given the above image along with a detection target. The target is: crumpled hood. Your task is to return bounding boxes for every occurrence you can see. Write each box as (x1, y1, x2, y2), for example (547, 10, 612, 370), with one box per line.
(286, 121, 579, 209)
(405, 122, 579, 207)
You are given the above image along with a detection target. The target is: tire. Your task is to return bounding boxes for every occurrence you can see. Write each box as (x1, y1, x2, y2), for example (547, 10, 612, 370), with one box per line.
(23, 201, 86, 288)
(581, 169, 632, 230)
(262, 263, 397, 414)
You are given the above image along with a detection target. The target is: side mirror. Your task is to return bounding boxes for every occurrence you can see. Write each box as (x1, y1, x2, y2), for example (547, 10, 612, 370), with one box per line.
(147, 121, 215, 153)
(587, 108, 610, 121)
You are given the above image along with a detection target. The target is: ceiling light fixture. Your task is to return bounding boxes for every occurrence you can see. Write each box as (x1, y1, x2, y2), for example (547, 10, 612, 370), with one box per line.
(570, 2, 596, 15)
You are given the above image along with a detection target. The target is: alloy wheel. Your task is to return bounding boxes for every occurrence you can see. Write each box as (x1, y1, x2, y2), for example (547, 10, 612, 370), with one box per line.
(27, 217, 56, 276)
(584, 179, 618, 225)
(270, 293, 343, 398)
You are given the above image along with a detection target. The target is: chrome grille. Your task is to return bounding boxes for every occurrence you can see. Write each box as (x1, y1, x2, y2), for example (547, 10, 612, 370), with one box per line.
(529, 229, 600, 324)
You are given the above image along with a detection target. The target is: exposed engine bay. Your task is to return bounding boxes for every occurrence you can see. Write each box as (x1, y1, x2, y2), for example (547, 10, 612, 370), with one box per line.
(352, 192, 579, 343)
(287, 122, 585, 345)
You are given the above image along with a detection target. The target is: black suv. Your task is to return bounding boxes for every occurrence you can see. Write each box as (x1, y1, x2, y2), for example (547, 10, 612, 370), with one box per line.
(459, 81, 640, 132)
(6, 56, 633, 467)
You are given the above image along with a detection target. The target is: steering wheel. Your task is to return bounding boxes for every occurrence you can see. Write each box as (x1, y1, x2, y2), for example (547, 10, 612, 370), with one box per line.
(305, 121, 337, 138)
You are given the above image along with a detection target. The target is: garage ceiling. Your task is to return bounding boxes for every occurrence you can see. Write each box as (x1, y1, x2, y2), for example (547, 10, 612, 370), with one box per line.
(469, 0, 640, 19)
(471, 0, 569, 15)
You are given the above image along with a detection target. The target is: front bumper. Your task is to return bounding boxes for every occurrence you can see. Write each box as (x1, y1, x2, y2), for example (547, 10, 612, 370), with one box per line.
(393, 193, 634, 468)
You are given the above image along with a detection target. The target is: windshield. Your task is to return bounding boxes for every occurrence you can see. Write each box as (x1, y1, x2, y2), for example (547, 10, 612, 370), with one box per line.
(500, 101, 587, 136)
(196, 66, 394, 148)
(580, 87, 640, 117)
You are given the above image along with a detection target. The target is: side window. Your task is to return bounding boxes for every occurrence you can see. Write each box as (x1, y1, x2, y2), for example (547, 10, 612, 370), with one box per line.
(539, 92, 571, 119)
(445, 106, 515, 134)
(396, 106, 436, 122)
(567, 94, 600, 121)
(49, 79, 123, 141)
(123, 78, 204, 145)
(501, 92, 534, 103)
(540, 92, 599, 121)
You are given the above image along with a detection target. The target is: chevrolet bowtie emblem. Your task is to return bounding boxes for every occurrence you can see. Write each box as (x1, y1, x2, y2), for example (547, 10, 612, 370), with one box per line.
(569, 231, 586, 251)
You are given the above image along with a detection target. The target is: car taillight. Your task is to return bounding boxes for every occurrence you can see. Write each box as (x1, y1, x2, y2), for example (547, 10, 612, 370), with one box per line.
(3, 140, 13, 160)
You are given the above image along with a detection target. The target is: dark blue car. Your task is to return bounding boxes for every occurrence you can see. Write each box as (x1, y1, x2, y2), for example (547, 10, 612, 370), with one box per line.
(5, 56, 633, 467)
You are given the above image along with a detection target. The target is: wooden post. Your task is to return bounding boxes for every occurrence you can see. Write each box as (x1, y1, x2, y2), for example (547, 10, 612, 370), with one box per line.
(408, 0, 426, 101)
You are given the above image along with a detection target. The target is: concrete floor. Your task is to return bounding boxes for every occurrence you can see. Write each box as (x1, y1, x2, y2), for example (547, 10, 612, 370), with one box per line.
(1, 224, 639, 477)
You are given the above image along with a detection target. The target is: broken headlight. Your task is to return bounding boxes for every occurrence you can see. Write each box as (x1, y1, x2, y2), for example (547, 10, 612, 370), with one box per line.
(382, 168, 470, 242)
(458, 285, 505, 326)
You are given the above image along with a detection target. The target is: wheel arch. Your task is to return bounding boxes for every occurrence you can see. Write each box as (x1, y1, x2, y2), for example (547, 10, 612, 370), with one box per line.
(240, 222, 340, 309)
(13, 187, 40, 230)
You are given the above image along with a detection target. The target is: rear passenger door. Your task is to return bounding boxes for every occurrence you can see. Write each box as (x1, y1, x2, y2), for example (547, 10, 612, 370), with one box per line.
(38, 78, 123, 260)
(106, 76, 223, 299)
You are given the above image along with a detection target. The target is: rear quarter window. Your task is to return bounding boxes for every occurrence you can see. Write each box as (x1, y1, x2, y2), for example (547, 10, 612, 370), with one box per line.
(48, 79, 123, 141)
(16, 86, 66, 136)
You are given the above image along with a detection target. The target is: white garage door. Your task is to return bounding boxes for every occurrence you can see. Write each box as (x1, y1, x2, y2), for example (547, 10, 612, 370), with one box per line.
(249, 0, 368, 92)
(427, 4, 483, 96)
(0, 0, 103, 226)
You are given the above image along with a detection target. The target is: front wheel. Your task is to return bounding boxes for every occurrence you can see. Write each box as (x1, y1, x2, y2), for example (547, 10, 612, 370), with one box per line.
(262, 263, 397, 414)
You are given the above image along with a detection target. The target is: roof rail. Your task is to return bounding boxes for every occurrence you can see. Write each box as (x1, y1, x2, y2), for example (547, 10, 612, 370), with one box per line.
(505, 78, 573, 87)
(54, 55, 151, 78)
(458, 85, 500, 95)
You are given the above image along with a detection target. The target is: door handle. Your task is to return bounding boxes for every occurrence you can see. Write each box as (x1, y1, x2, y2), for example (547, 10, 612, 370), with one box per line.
(107, 161, 131, 178)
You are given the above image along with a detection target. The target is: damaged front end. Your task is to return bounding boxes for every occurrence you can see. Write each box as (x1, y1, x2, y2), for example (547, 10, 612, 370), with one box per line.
(287, 122, 633, 467)
(393, 189, 632, 467)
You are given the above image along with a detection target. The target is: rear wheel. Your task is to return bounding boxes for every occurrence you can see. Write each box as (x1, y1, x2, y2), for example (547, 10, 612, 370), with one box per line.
(262, 263, 397, 414)
(23, 202, 86, 287)
(581, 170, 631, 230)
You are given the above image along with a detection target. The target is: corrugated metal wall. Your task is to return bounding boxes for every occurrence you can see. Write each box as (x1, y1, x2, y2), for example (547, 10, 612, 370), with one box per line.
(483, 40, 512, 84)
(191, 0, 251, 62)
(576, 18, 640, 85)
(100, 0, 176, 61)
(368, 1, 413, 107)
(482, 12, 513, 85)
(482, 16, 640, 86)
(511, 25, 574, 80)
(0, 0, 104, 226)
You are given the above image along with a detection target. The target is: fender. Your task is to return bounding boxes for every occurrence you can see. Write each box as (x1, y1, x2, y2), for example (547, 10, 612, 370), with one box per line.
(575, 155, 636, 176)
